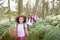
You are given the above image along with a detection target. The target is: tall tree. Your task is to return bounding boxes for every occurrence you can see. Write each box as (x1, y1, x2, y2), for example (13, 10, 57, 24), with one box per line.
(59, 0, 60, 12)
(51, 0, 55, 15)
(33, 0, 39, 13)
(0, 0, 5, 14)
(42, 0, 45, 19)
(45, 0, 49, 16)
(26, 1, 31, 15)
(18, 0, 23, 15)
(8, 0, 11, 22)
(26, 1, 29, 15)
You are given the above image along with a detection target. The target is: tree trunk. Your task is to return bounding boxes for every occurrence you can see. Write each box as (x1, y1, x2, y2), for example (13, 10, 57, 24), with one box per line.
(42, 0, 45, 19)
(8, 0, 11, 22)
(18, 0, 23, 15)
(26, 1, 31, 15)
(26, 2, 29, 15)
(33, 0, 39, 13)
(51, 0, 55, 15)
(45, 0, 49, 16)
(59, 0, 60, 12)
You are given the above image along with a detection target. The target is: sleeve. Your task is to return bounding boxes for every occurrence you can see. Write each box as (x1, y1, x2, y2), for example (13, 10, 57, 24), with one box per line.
(35, 15, 37, 20)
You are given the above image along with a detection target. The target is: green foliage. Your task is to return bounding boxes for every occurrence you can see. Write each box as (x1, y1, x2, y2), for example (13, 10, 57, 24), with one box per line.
(45, 15, 60, 26)
(0, 15, 60, 40)
(11, 11, 17, 16)
(0, 16, 3, 20)
(0, 21, 15, 40)
(28, 15, 60, 40)
(43, 28, 60, 40)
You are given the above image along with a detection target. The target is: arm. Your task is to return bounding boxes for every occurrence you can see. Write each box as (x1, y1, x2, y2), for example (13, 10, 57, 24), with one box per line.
(12, 28, 17, 36)
(25, 28, 29, 36)
(12, 23, 18, 36)
(25, 24, 29, 36)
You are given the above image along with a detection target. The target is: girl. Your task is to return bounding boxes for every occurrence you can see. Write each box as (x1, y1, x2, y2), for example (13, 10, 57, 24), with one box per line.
(31, 12, 37, 23)
(27, 15, 33, 26)
(13, 15, 29, 40)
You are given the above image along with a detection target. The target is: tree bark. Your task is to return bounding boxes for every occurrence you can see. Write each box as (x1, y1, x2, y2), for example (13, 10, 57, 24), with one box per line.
(33, 0, 39, 13)
(8, 0, 11, 22)
(18, 0, 23, 15)
(59, 0, 60, 12)
(42, 0, 45, 19)
(46, 0, 48, 16)
(51, 0, 55, 15)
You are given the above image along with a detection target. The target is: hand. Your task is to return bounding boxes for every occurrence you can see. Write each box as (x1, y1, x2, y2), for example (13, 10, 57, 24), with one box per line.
(12, 31, 16, 36)
(26, 31, 29, 36)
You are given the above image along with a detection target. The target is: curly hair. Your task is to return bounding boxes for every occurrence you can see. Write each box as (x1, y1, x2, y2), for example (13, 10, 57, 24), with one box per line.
(16, 15, 26, 23)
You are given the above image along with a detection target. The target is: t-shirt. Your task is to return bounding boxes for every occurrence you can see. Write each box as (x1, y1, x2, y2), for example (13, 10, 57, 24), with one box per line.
(32, 15, 37, 21)
(27, 19, 33, 26)
(17, 23, 27, 37)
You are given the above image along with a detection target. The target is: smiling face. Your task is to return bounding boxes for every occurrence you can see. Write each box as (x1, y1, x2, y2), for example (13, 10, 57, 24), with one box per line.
(19, 17, 24, 24)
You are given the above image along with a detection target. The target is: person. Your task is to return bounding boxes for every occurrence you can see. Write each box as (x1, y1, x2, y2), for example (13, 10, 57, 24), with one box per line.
(27, 15, 33, 26)
(31, 12, 37, 23)
(12, 15, 29, 40)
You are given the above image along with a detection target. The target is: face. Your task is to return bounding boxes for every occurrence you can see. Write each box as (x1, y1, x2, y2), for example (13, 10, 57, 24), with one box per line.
(19, 17, 24, 24)
(28, 15, 31, 18)
(32, 12, 35, 16)
(32, 13, 35, 16)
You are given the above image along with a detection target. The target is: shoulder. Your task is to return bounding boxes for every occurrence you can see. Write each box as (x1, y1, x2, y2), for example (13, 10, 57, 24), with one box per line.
(24, 23, 27, 27)
(24, 23, 27, 26)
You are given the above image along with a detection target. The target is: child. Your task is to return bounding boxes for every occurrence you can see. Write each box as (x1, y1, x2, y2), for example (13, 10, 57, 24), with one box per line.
(27, 15, 33, 26)
(31, 12, 37, 23)
(13, 15, 29, 40)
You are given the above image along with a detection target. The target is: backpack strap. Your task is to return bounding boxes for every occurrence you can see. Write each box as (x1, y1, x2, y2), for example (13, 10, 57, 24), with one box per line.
(23, 23, 26, 35)
(23, 23, 25, 30)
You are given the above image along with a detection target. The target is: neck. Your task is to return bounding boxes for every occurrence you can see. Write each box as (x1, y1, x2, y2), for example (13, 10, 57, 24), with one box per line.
(19, 23, 23, 24)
